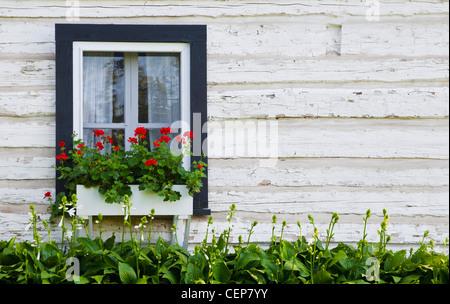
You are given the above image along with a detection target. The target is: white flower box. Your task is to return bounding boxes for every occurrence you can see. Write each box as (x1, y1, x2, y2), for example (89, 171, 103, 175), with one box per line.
(76, 184, 193, 218)
(75, 184, 193, 247)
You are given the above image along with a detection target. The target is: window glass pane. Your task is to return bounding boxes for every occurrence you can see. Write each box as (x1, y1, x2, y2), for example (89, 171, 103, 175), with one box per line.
(138, 53, 181, 124)
(83, 128, 125, 151)
(83, 52, 125, 124)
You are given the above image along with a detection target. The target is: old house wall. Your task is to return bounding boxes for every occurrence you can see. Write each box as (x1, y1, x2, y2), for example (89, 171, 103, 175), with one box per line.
(0, 0, 448, 249)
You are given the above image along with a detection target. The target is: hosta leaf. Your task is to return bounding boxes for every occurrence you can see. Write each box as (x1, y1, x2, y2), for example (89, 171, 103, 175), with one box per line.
(40, 243, 61, 262)
(76, 237, 100, 253)
(246, 268, 266, 284)
(261, 259, 278, 282)
(313, 269, 334, 284)
(399, 274, 421, 284)
(212, 259, 232, 283)
(118, 262, 137, 284)
(384, 250, 406, 272)
(161, 266, 179, 284)
(236, 252, 260, 270)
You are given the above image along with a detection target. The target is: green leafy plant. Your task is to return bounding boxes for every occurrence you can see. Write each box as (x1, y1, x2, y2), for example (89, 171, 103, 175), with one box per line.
(1, 196, 448, 284)
(52, 127, 206, 218)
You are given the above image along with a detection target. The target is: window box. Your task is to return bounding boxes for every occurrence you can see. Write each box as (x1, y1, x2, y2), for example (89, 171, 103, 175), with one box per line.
(76, 184, 193, 248)
(76, 184, 193, 218)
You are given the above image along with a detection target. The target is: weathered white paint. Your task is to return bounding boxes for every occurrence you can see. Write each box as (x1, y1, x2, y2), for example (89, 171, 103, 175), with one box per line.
(207, 119, 449, 159)
(207, 87, 450, 118)
(208, 158, 449, 187)
(1, 18, 448, 57)
(2, 57, 448, 88)
(0, 90, 55, 118)
(2, 118, 448, 159)
(0, 0, 448, 249)
(0, 0, 448, 18)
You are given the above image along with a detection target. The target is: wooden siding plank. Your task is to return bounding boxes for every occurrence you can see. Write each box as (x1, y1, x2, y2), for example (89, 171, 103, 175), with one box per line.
(1, 86, 448, 119)
(1, 18, 448, 57)
(208, 186, 449, 218)
(207, 87, 449, 119)
(208, 158, 449, 187)
(0, 117, 55, 148)
(207, 57, 449, 85)
(1, 117, 448, 158)
(341, 21, 449, 57)
(0, 90, 55, 117)
(1, 0, 448, 18)
(206, 118, 449, 159)
(1, 57, 448, 88)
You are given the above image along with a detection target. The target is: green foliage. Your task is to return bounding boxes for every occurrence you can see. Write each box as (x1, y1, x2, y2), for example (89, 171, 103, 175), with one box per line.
(0, 205, 448, 284)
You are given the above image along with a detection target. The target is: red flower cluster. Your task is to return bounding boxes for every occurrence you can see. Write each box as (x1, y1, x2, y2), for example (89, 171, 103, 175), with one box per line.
(74, 143, 85, 155)
(56, 152, 68, 161)
(95, 141, 104, 151)
(144, 158, 157, 167)
(134, 127, 147, 139)
(128, 137, 138, 144)
(93, 129, 105, 137)
(43, 191, 51, 199)
(183, 131, 194, 138)
(160, 135, 171, 143)
(160, 127, 172, 135)
(58, 141, 65, 148)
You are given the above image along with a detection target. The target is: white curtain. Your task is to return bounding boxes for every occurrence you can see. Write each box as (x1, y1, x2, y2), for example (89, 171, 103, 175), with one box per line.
(141, 55, 180, 124)
(83, 52, 115, 124)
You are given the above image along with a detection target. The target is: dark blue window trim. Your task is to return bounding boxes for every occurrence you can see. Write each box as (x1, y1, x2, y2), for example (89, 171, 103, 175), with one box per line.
(55, 24, 209, 215)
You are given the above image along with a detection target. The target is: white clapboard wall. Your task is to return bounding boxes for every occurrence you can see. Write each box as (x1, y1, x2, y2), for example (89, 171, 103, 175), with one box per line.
(0, 0, 448, 250)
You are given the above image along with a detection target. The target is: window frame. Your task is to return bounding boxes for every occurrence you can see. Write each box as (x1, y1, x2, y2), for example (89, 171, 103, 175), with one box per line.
(73, 42, 191, 154)
(55, 24, 209, 215)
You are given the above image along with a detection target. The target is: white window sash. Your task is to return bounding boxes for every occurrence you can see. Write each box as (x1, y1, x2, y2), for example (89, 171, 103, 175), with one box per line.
(73, 41, 191, 169)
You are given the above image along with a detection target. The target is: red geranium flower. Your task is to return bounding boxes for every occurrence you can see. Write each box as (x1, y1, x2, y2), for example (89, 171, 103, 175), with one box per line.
(58, 141, 65, 148)
(113, 146, 119, 151)
(128, 137, 138, 144)
(198, 164, 204, 169)
(183, 131, 194, 138)
(106, 136, 114, 144)
(93, 129, 105, 137)
(56, 152, 68, 161)
(43, 192, 51, 199)
(160, 127, 172, 135)
(77, 143, 85, 149)
(160, 135, 171, 143)
(95, 141, 104, 151)
(144, 158, 157, 166)
(153, 140, 161, 147)
(134, 127, 147, 139)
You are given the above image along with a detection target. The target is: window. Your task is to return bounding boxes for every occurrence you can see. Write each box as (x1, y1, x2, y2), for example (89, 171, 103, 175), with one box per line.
(55, 24, 209, 214)
(73, 42, 190, 156)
